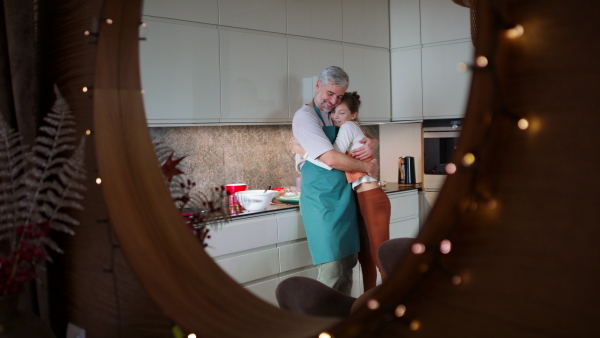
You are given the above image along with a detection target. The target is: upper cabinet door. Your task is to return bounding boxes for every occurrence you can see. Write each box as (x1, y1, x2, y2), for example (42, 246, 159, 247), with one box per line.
(219, 0, 287, 33)
(220, 28, 289, 123)
(420, 0, 471, 44)
(288, 37, 344, 119)
(421, 41, 473, 119)
(343, 44, 391, 122)
(140, 20, 221, 125)
(287, 0, 343, 41)
(142, 0, 218, 24)
(342, 0, 390, 48)
(389, 0, 421, 48)
(391, 47, 422, 121)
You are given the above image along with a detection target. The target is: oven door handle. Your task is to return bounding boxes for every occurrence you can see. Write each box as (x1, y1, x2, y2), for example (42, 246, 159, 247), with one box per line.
(423, 131, 461, 138)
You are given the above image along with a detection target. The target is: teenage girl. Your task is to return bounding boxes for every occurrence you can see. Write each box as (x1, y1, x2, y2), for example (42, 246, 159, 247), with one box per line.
(291, 91, 391, 291)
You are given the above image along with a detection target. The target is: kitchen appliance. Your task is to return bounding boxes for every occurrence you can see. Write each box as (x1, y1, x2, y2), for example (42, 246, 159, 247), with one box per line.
(422, 119, 462, 192)
(398, 156, 417, 185)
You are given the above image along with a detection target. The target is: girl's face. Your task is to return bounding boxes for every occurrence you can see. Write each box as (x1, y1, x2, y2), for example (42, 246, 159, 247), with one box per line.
(331, 102, 358, 127)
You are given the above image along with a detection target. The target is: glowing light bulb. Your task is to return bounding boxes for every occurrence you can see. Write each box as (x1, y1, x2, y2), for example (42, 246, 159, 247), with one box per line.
(445, 163, 457, 174)
(440, 239, 452, 254)
(411, 243, 426, 254)
(367, 299, 380, 310)
(475, 56, 488, 68)
(487, 199, 498, 210)
(106, 18, 113, 24)
(518, 118, 529, 130)
(141, 89, 145, 94)
(84, 30, 90, 36)
(187, 334, 197, 338)
(456, 62, 468, 73)
(82, 86, 88, 93)
(85, 130, 92, 135)
(461, 153, 476, 167)
(506, 24, 524, 39)
(451, 275, 462, 285)
(141, 22, 147, 28)
(410, 320, 421, 331)
(319, 333, 332, 338)
(395, 305, 406, 317)
(96, 178, 102, 184)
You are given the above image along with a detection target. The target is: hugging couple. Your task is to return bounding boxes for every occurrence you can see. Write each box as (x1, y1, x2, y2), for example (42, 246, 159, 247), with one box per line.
(291, 66, 391, 295)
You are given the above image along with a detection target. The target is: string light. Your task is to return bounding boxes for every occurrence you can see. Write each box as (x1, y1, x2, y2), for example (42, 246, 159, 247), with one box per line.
(367, 299, 380, 310)
(440, 240, 452, 254)
(187, 334, 197, 338)
(461, 153, 476, 167)
(106, 18, 113, 24)
(319, 332, 332, 338)
(409, 320, 421, 331)
(517, 118, 529, 130)
(456, 62, 469, 73)
(141, 89, 145, 94)
(394, 305, 406, 317)
(82, 86, 89, 93)
(505, 24, 524, 39)
(85, 130, 92, 135)
(475, 56, 489, 68)
(451, 275, 462, 285)
(96, 178, 102, 184)
(411, 243, 426, 254)
(84, 30, 90, 36)
(487, 198, 498, 210)
(445, 163, 457, 174)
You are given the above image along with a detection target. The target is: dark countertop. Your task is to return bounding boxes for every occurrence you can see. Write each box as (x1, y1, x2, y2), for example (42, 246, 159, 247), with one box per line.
(226, 182, 421, 220)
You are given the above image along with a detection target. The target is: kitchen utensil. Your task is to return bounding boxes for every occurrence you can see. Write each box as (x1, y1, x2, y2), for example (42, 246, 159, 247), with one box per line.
(264, 185, 271, 193)
(226, 183, 247, 210)
(235, 190, 278, 211)
(398, 156, 417, 185)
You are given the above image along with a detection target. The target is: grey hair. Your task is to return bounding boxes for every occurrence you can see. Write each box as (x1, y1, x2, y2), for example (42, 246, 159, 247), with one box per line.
(317, 66, 349, 88)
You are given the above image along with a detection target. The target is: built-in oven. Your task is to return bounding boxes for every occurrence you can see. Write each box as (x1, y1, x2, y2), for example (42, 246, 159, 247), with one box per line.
(422, 118, 462, 192)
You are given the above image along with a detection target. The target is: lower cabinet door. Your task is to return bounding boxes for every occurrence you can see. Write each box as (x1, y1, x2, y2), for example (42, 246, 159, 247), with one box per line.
(215, 248, 279, 284)
(278, 241, 313, 273)
(390, 217, 420, 239)
(244, 278, 280, 306)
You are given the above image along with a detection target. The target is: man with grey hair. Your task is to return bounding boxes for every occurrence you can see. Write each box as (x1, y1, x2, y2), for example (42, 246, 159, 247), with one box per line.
(291, 66, 379, 295)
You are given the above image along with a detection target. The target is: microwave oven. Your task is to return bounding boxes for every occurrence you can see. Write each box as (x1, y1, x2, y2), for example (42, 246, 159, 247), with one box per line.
(422, 119, 462, 192)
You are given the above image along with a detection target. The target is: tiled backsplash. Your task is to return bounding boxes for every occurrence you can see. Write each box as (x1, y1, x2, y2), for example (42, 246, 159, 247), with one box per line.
(150, 124, 379, 194)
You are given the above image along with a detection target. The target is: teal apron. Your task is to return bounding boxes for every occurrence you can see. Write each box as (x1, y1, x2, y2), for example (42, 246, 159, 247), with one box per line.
(300, 102, 359, 265)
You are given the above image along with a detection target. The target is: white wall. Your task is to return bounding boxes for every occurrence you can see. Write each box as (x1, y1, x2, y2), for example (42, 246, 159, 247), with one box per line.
(379, 123, 422, 184)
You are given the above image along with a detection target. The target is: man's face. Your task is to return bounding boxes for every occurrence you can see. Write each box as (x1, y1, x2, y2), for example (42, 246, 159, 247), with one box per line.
(314, 80, 346, 113)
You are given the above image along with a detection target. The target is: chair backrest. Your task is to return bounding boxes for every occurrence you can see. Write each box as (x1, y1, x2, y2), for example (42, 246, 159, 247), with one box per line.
(377, 237, 415, 277)
(275, 276, 356, 318)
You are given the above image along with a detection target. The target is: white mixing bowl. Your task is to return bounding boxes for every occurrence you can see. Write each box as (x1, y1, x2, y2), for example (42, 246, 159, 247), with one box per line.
(235, 190, 278, 211)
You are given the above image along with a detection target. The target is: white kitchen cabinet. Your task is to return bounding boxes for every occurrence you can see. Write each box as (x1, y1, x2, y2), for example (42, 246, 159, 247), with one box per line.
(420, 0, 471, 45)
(422, 41, 473, 119)
(389, 0, 421, 49)
(276, 210, 306, 242)
(140, 19, 221, 125)
(219, 0, 287, 34)
(219, 28, 289, 123)
(288, 37, 344, 119)
(343, 44, 391, 122)
(391, 47, 422, 121)
(419, 190, 439, 227)
(279, 242, 313, 273)
(390, 217, 420, 238)
(205, 214, 278, 257)
(342, 0, 390, 48)
(286, 0, 343, 41)
(244, 278, 280, 306)
(216, 248, 280, 284)
(142, 0, 218, 24)
(388, 191, 420, 238)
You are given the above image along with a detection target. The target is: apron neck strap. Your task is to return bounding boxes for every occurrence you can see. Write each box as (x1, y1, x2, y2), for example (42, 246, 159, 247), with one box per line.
(312, 100, 327, 126)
